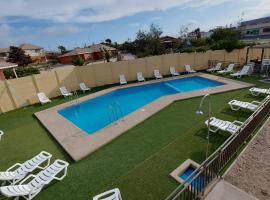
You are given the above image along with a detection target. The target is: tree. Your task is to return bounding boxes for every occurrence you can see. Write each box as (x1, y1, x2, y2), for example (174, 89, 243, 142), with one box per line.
(193, 28, 201, 39)
(72, 56, 85, 66)
(210, 27, 241, 42)
(105, 38, 112, 45)
(179, 25, 190, 38)
(102, 48, 112, 62)
(134, 23, 165, 57)
(118, 39, 136, 54)
(190, 38, 207, 47)
(58, 45, 67, 54)
(149, 23, 162, 39)
(209, 27, 245, 52)
(7, 46, 32, 66)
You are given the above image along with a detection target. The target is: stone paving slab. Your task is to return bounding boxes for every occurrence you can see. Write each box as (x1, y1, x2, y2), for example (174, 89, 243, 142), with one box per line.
(205, 180, 258, 200)
(35, 73, 253, 161)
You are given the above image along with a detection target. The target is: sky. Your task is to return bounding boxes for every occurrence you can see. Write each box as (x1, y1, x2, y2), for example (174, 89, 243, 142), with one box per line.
(0, 0, 270, 50)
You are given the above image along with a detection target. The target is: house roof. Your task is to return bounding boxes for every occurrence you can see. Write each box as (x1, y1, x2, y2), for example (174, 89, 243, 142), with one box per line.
(88, 44, 116, 52)
(160, 36, 179, 43)
(0, 48, 10, 53)
(241, 16, 270, 27)
(19, 43, 43, 50)
(58, 48, 92, 58)
(58, 44, 116, 58)
(0, 61, 18, 70)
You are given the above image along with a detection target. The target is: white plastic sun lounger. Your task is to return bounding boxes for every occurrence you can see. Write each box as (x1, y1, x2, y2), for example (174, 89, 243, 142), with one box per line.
(185, 65, 196, 73)
(37, 92, 51, 105)
(0, 130, 4, 141)
(0, 151, 52, 185)
(249, 87, 270, 96)
(119, 74, 127, 85)
(0, 159, 69, 200)
(154, 69, 163, 79)
(205, 117, 243, 134)
(217, 63, 235, 74)
(79, 83, 90, 92)
(137, 72, 145, 82)
(230, 65, 252, 78)
(170, 67, 180, 76)
(59, 86, 73, 97)
(228, 100, 261, 112)
(207, 63, 222, 73)
(93, 188, 122, 200)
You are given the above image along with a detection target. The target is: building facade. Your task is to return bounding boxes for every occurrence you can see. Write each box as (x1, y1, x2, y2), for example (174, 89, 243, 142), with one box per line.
(239, 16, 270, 43)
(58, 44, 116, 65)
(19, 43, 45, 61)
(0, 48, 10, 60)
(0, 44, 45, 62)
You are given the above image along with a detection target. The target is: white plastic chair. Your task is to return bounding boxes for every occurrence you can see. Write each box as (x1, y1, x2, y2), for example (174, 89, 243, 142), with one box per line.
(154, 69, 163, 79)
(137, 72, 145, 82)
(37, 92, 51, 105)
(93, 188, 122, 200)
(0, 151, 52, 185)
(59, 86, 73, 97)
(119, 74, 127, 85)
(217, 64, 234, 74)
(170, 67, 179, 76)
(79, 83, 91, 93)
(185, 65, 196, 73)
(249, 87, 270, 96)
(0, 130, 3, 141)
(228, 99, 262, 112)
(261, 59, 270, 73)
(230, 65, 252, 78)
(205, 117, 243, 134)
(0, 159, 69, 200)
(207, 63, 222, 72)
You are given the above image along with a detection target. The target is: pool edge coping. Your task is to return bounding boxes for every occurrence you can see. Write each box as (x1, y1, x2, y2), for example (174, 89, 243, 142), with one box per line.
(35, 73, 254, 161)
(170, 159, 200, 184)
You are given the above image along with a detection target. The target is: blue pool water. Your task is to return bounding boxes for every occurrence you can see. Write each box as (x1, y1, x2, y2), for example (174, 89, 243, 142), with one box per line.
(179, 166, 204, 190)
(180, 166, 196, 181)
(59, 76, 223, 134)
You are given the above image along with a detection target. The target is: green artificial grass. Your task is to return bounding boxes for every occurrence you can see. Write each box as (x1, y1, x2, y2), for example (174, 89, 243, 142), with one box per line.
(0, 75, 269, 200)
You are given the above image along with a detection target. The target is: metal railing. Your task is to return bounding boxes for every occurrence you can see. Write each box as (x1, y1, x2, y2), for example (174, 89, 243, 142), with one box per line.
(165, 96, 270, 200)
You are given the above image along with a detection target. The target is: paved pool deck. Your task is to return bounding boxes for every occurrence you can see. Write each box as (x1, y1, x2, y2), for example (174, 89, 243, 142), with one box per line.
(35, 73, 253, 161)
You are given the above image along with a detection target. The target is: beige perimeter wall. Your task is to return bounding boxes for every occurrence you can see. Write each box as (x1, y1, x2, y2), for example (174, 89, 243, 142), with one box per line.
(0, 47, 267, 113)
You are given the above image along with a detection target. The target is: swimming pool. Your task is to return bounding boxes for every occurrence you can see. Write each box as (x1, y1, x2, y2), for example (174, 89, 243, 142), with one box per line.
(180, 166, 196, 181)
(179, 166, 204, 189)
(59, 76, 223, 134)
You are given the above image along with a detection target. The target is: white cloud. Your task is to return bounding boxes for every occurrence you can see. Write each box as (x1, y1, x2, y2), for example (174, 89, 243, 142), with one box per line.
(0, 0, 234, 23)
(242, 0, 270, 21)
(41, 25, 80, 36)
(0, 24, 80, 47)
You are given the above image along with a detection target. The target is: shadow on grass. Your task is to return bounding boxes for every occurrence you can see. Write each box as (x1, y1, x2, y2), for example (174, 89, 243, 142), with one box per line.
(190, 151, 206, 164)
(194, 128, 208, 139)
(194, 127, 229, 155)
(220, 107, 251, 119)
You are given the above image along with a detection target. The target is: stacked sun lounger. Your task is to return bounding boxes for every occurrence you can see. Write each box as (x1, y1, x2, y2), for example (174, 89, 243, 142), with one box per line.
(0, 152, 69, 200)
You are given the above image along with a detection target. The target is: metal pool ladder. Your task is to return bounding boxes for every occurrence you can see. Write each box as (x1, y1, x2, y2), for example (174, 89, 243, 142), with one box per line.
(107, 101, 124, 124)
(70, 91, 79, 105)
